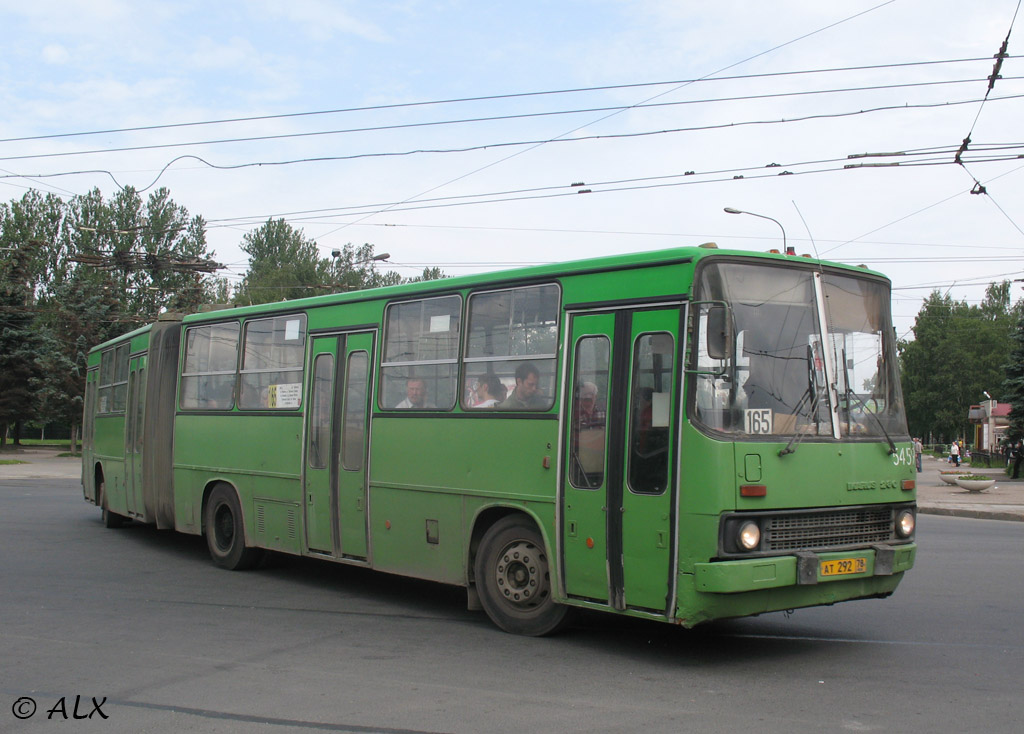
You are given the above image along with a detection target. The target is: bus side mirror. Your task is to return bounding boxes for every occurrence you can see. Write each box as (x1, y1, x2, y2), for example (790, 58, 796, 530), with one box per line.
(706, 305, 732, 360)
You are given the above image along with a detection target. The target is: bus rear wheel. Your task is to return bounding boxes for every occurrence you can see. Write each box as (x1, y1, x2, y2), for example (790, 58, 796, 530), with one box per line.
(99, 479, 126, 529)
(474, 515, 567, 636)
(204, 484, 263, 570)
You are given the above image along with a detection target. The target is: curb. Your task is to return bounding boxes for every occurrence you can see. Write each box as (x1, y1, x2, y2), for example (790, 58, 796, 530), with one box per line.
(917, 506, 1024, 522)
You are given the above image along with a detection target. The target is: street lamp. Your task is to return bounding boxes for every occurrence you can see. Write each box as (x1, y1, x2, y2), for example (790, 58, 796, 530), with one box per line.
(724, 207, 791, 254)
(328, 251, 392, 293)
(332, 250, 390, 264)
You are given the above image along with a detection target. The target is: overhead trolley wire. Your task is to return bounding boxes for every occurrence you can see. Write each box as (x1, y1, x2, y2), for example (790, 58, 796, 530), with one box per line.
(7, 92, 1024, 194)
(196, 148, 1024, 225)
(5, 76, 1022, 164)
(2, 54, 1020, 146)
(199, 142, 1024, 227)
(950, 0, 1024, 238)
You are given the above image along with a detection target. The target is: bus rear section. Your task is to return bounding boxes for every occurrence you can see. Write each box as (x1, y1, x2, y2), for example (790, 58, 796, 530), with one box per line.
(82, 316, 181, 529)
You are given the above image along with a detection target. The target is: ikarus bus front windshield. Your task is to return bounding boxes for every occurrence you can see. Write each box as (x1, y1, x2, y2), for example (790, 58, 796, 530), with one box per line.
(691, 261, 908, 440)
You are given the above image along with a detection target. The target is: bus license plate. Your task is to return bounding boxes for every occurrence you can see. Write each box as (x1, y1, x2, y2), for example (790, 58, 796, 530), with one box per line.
(820, 558, 867, 577)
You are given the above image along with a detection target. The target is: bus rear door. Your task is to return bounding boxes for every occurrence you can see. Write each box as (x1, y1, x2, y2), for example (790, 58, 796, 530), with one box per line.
(124, 353, 147, 518)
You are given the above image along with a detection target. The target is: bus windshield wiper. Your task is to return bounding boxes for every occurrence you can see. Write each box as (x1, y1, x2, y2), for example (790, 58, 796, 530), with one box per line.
(779, 346, 822, 457)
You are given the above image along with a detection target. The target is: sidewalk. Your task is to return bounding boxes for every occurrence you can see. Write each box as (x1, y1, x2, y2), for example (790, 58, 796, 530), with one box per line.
(3, 447, 1023, 521)
(0, 446, 82, 480)
(915, 453, 1024, 522)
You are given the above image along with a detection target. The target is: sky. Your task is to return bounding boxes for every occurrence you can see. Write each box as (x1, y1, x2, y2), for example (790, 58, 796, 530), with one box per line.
(2, 0, 1023, 341)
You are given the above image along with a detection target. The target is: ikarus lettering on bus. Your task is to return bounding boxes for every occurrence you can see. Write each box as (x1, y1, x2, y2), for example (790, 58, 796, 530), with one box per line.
(846, 479, 900, 491)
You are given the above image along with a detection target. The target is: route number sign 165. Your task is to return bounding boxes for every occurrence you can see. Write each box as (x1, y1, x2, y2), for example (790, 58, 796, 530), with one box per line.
(745, 408, 773, 435)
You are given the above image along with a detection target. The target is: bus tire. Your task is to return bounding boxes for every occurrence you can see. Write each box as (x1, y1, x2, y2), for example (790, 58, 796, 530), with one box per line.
(204, 484, 262, 570)
(474, 515, 567, 636)
(99, 479, 125, 529)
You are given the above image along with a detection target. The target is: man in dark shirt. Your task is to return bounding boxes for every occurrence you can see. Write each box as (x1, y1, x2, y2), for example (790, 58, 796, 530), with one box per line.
(499, 362, 546, 410)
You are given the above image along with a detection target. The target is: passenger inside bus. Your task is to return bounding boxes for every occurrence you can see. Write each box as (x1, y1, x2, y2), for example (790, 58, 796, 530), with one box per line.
(569, 382, 606, 488)
(472, 374, 506, 408)
(498, 362, 547, 410)
(394, 377, 432, 409)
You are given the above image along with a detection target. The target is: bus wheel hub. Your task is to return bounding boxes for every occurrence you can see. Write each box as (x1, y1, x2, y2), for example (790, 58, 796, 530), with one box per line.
(496, 541, 539, 605)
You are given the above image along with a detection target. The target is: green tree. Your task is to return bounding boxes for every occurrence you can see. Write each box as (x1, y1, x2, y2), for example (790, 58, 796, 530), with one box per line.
(0, 242, 40, 447)
(0, 191, 64, 446)
(1002, 313, 1024, 442)
(899, 283, 1020, 443)
(33, 276, 121, 451)
(82, 186, 216, 319)
(235, 224, 423, 304)
(408, 266, 447, 283)
(235, 219, 329, 305)
(1, 186, 219, 445)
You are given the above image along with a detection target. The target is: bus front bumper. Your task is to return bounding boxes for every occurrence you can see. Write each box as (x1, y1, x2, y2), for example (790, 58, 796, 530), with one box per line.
(693, 543, 916, 594)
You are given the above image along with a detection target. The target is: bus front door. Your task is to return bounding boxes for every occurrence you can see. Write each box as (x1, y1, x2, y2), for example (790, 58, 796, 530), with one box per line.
(304, 332, 374, 560)
(562, 306, 680, 614)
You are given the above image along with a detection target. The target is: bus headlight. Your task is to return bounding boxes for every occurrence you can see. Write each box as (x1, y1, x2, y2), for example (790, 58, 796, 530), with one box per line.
(738, 521, 761, 551)
(895, 509, 915, 538)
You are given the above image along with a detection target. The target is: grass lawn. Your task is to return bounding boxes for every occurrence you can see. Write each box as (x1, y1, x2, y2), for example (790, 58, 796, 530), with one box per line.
(3, 438, 74, 448)
(0, 459, 29, 465)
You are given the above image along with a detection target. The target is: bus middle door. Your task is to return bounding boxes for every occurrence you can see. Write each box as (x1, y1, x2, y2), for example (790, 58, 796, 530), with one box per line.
(335, 331, 373, 560)
(304, 332, 374, 560)
(304, 336, 339, 555)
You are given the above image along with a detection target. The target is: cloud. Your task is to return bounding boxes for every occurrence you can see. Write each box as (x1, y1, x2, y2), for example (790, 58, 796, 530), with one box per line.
(255, 0, 391, 43)
(42, 44, 70, 65)
(187, 36, 263, 71)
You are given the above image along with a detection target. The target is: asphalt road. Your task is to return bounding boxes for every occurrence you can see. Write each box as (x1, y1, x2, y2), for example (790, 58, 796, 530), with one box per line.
(2, 478, 1022, 734)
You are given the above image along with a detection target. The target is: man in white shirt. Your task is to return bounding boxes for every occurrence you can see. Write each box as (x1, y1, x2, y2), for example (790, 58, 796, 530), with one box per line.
(395, 378, 430, 409)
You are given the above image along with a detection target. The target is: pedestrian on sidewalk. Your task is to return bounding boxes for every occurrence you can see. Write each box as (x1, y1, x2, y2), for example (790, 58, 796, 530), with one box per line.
(950, 441, 960, 467)
(1013, 439, 1023, 479)
(913, 437, 923, 472)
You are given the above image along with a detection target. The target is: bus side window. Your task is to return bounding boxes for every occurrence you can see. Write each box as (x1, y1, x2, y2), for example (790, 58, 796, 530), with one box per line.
(568, 336, 610, 489)
(628, 333, 674, 494)
(180, 322, 240, 411)
(379, 296, 461, 410)
(112, 343, 130, 412)
(463, 284, 559, 411)
(98, 349, 113, 414)
(239, 315, 306, 410)
(307, 354, 333, 470)
(341, 351, 369, 471)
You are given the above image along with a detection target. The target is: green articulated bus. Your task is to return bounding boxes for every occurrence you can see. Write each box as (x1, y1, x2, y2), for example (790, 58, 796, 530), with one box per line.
(82, 244, 917, 635)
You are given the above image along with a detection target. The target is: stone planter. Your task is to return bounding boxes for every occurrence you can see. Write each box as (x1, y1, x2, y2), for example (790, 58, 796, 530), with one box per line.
(954, 477, 996, 492)
(939, 472, 967, 485)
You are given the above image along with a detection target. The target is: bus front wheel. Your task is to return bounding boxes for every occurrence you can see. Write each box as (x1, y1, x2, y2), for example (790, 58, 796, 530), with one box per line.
(204, 484, 262, 570)
(474, 515, 567, 636)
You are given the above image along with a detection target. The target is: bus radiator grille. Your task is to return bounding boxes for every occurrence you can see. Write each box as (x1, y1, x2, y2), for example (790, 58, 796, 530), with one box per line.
(764, 507, 893, 551)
